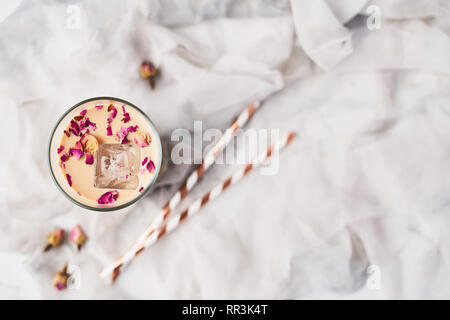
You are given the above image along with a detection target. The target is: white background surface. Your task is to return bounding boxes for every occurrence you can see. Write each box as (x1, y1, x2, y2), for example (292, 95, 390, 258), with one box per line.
(1, 0, 450, 299)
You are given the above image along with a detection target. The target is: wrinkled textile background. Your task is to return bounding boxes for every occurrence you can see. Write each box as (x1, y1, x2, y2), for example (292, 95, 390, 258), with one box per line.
(1, 0, 450, 299)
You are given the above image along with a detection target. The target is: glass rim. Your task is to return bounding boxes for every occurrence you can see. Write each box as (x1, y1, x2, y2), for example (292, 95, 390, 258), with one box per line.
(48, 96, 163, 212)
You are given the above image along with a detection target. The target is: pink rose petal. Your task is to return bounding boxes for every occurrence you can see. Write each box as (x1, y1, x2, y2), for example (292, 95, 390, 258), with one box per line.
(80, 109, 87, 116)
(127, 125, 138, 133)
(69, 148, 84, 160)
(115, 126, 139, 144)
(107, 105, 118, 123)
(70, 120, 81, 136)
(97, 190, 119, 205)
(146, 159, 155, 173)
(141, 157, 148, 166)
(116, 127, 129, 144)
(57, 145, 64, 154)
(60, 153, 70, 162)
(85, 153, 94, 165)
(121, 106, 130, 123)
(66, 174, 72, 187)
(80, 117, 97, 132)
(95, 105, 103, 110)
(106, 124, 113, 136)
(75, 141, 82, 149)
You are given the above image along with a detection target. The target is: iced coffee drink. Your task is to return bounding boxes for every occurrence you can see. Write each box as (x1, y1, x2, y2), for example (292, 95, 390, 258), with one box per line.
(49, 97, 161, 210)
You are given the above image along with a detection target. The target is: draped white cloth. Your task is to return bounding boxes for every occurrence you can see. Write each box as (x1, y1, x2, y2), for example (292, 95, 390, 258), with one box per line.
(0, 0, 449, 299)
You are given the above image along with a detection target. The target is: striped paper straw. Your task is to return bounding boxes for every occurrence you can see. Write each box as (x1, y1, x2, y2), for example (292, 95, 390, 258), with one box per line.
(101, 101, 260, 280)
(100, 131, 296, 280)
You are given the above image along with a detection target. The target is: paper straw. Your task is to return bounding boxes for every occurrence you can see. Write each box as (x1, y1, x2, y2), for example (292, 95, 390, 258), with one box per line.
(100, 131, 295, 280)
(101, 101, 260, 280)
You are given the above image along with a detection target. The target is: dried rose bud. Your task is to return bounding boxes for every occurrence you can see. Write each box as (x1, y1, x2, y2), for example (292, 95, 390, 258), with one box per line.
(44, 228, 64, 252)
(53, 262, 69, 290)
(70, 224, 87, 251)
(139, 61, 157, 79)
(81, 134, 98, 154)
(133, 129, 152, 148)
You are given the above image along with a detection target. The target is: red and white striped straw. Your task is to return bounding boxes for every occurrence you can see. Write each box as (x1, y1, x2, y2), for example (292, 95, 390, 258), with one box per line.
(100, 131, 295, 280)
(100, 101, 260, 280)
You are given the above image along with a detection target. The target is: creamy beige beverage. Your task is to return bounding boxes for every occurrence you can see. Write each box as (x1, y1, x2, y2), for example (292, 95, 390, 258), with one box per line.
(56, 99, 160, 207)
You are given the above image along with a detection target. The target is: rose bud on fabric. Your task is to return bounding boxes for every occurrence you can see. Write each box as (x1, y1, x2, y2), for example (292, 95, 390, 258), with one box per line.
(53, 262, 69, 290)
(139, 61, 157, 79)
(139, 61, 159, 89)
(70, 224, 87, 251)
(44, 228, 65, 252)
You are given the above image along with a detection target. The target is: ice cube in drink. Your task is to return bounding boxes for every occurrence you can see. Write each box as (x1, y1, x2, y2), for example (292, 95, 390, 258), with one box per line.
(95, 144, 140, 189)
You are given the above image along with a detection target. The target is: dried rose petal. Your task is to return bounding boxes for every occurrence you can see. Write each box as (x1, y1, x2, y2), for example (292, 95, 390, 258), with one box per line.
(95, 105, 103, 110)
(60, 153, 70, 162)
(139, 187, 144, 192)
(66, 174, 72, 187)
(75, 141, 82, 150)
(121, 105, 130, 123)
(88, 119, 97, 131)
(115, 126, 139, 144)
(97, 190, 119, 205)
(127, 125, 138, 133)
(53, 263, 69, 291)
(142, 157, 148, 166)
(80, 117, 96, 132)
(57, 145, 64, 154)
(147, 159, 155, 173)
(69, 148, 84, 160)
(85, 153, 94, 165)
(64, 130, 71, 137)
(70, 224, 87, 251)
(116, 127, 129, 144)
(70, 120, 81, 136)
(133, 129, 151, 148)
(107, 104, 118, 123)
(44, 228, 64, 252)
(106, 124, 113, 136)
(80, 109, 87, 116)
(73, 115, 84, 122)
